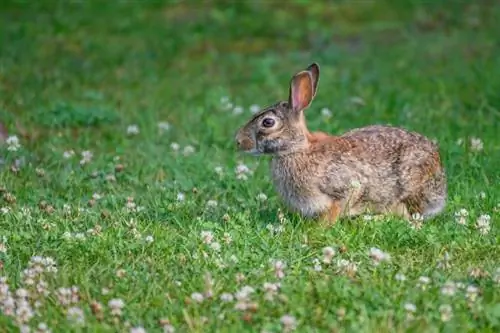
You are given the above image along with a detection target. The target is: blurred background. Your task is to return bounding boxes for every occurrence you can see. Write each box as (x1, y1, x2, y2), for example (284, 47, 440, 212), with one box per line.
(0, 0, 499, 166)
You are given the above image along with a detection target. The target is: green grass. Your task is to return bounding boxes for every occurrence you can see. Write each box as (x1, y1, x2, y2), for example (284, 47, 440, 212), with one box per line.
(1, 0, 499, 332)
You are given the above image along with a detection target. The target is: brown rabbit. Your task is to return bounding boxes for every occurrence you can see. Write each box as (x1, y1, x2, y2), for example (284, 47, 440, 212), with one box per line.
(235, 63, 447, 225)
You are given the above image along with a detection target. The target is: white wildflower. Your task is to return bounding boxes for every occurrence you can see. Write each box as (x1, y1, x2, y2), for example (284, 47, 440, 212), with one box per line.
(437, 251, 452, 270)
(214, 166, 224, 175)
(312, 258, 322, 272)
(108, 298, 125, 316)
(210, 242, 221, 252)
(271, 259, 286, 279)
(183, 145, 195, 156)
(80, 151, 93, 165)
(280, 314, 297, 332)
(417, 276, 431, 290)
(232, 106, 244, 115)
(206, 200, 218, 208)
(130, 327, 146, 333)
(67, 307, 85, 325)
(439, 304, 453, 322)
(322, 246, 336, 264)
(256, 193, 268, 202)
(63, 150, 75, 159)
(6, 135, 21, 151)
(454, 208, 469, 225)
(170, 142, 180, 151)
(200, 231, 214, 244)
(249, 104, 260, 114)
(470, 137, 483, 152)
(191, 292, 204, 303)
(404, 303, 416, 312)
(223, 232, 232, 244)
(440, 281, 457, 296)
(126, 124, 140, 136)
(465, 285, 479, 302)
(158, 121, 171, 133)
(350, 96, 366, 106)
(320, 108, 332, 118)
(369, 247, 391, 265)
(395, 273, 407, 281)
(475, 214, 491, 235)
(337, 259, 358, 276)
(220, 293, 234, 302)
(404, 303, 417, 320)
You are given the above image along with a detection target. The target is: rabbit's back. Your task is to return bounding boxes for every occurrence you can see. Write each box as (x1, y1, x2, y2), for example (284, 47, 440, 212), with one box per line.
(319, 125, 445, 215)
(271, 125, 446, 219)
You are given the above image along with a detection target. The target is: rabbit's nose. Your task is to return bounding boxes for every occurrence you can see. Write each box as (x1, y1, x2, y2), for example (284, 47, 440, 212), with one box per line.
(235, 133, 250, 150)
(235, 133, 243, 148)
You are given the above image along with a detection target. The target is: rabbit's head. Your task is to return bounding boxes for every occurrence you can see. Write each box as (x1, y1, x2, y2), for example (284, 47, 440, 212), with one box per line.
(235, 63, 320, 155)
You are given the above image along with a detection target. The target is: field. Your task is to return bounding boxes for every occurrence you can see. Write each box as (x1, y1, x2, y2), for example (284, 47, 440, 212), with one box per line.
(0, 1, 499, 332)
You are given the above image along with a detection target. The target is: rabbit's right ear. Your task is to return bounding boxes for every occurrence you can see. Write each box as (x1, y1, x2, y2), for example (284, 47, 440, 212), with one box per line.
(288, 71, 314, 113)
(306, 63, 320, 97)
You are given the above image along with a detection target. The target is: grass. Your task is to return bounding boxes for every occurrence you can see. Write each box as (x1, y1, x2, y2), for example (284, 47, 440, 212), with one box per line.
(0, 0, 499, 332)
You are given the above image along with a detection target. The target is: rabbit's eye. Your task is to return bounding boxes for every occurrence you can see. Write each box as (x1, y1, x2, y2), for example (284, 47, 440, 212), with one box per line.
(262, 118, 275, 128)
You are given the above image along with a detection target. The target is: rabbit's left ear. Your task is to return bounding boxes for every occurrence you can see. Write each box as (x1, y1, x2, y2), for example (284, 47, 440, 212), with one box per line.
(288, 71, 314, 112)
(306, 63, 320, 97)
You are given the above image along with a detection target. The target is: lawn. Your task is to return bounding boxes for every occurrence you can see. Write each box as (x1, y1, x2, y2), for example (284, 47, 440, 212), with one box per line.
(0, 1, 499, 332)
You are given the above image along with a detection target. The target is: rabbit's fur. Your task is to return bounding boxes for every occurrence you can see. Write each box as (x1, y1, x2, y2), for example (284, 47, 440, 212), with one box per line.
(235, 63, 447, 225)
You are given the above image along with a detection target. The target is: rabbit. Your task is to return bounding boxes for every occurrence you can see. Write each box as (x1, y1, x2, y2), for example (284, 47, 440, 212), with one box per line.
(235, 62, 447, 226)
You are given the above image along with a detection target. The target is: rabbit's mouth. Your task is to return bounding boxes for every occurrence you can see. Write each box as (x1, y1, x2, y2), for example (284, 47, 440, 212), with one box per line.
(245, 149, 262, 156)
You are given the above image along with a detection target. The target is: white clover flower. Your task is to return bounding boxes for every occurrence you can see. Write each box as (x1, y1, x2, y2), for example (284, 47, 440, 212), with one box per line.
(470, 137, 483, 152)
(475, 214, 491, 235)
(249, 104, 260, 114)
(466, 285, 480, 302)
(280, 314, 297, 331)
(232, 106, 244, 115)
(158, 121, 171, 133)
(80, 151, 93, 165)
(200, 231, 214, 244)
(395, 273, 407, 281)
(220, 293, 234, 302)
(183, 145, 195, 156)
(322, 246, 336, 264)
(210, 242, 221, 252)
(214, 166, 224, 175)
(108, 298, 125, 316)
(63, 150, 75, 159)
(439, 304, 453, 322)
(404, 303, 416, 312)
(67, 307, 85, 325)
(256, 193, 268, 202)
(454, 208, 469, 225)
(6, 135, 21, 151)
(271, 259, 286, 279)
(369, 247, 391, 265)
(190, 292, 204, 303)
(170, 142, 180, 151)
(320, 108, 332, 118)
(126, 124, 140, 136)
(417, 276, 431, 290)
(312, 258, 322, 272)
(130, 327, 146, 333)
(206, 200, 218, 208)
(440, 281, 457, 296)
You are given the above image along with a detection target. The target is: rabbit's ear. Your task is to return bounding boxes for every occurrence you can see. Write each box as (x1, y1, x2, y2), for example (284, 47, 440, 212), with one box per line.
(306, 63, 320, 97)
(288, 71, 314, 112)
